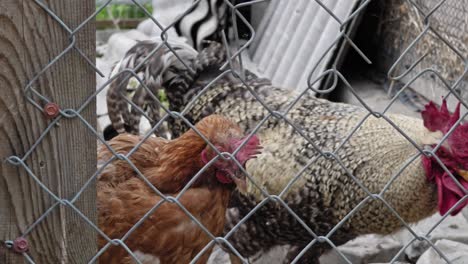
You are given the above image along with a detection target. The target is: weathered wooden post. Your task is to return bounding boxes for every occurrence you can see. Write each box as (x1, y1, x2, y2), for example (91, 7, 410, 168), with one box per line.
(0, 0, 97, 263)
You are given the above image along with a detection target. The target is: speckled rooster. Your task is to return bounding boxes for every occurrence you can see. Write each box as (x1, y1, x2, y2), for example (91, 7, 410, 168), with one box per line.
(106, 42, 468, 263)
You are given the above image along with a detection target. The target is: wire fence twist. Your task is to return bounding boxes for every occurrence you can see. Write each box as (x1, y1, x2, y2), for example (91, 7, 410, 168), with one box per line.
(3, 0, 467, 263)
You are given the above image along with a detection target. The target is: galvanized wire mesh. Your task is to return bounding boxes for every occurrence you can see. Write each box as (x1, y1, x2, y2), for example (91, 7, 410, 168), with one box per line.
(376, 0, 468, 105)
(3, 0, 468, 263)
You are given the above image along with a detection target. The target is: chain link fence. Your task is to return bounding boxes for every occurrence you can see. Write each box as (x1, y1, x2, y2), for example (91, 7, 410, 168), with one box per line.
(2, 0, 467, 263)
(374, 0, 468, 110)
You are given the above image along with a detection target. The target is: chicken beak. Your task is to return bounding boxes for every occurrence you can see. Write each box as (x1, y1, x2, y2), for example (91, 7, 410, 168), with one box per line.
(457, 169, 468, 182)
(232, 174, 247, 193)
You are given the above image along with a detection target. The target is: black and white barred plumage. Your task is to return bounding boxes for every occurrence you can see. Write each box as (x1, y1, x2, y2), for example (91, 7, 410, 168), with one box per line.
(106, 40, 235, 139)
(106, 42, 439, 264)
(166, 0, 251, 51)
(104, 0, 252, 139)
(175, 0, 229, 51)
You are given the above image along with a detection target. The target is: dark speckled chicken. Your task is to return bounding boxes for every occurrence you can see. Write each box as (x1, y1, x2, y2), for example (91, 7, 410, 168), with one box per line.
(106, 41, 468, 263)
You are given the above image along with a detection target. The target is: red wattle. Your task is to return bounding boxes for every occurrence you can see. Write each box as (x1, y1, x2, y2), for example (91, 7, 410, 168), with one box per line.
(422, 156, 468, 216)
(422, 157, 468, 216)
(437, 172, 468, 216)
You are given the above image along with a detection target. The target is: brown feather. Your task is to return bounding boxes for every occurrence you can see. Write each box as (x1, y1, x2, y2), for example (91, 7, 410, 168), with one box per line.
(97, 115, 253, 264)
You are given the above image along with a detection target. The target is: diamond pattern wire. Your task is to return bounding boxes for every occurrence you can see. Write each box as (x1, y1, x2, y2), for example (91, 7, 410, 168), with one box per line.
(3, 0, 467, 263)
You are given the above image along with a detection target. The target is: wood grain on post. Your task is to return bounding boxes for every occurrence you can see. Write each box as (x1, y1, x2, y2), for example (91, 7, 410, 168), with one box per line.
(0, 0, 97, 263)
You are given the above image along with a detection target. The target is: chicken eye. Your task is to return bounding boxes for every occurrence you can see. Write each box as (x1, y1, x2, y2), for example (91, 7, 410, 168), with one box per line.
(217, 165, 236, 177)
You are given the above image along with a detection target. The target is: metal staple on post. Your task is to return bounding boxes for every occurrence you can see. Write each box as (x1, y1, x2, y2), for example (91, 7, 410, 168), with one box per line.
(3, 0, 467, 263)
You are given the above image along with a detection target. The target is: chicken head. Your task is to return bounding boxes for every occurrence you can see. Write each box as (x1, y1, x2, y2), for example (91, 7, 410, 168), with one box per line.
(421, 99, 468, 215)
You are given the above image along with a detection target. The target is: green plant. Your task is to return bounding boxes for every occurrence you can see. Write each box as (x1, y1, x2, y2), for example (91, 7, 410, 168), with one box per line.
(96, 3, 153, 20)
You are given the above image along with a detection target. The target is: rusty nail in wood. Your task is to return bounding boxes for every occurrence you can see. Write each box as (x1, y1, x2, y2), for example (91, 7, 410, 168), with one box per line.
(12, 237, 28, 253)
(44, 102, 60, 119)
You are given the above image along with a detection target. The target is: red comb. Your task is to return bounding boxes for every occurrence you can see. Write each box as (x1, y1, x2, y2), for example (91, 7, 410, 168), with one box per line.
(234, 135, 262, 166)
(421, 100, 460, 133)
(422, 100, 467, 167)
(448, 122, 468, 168)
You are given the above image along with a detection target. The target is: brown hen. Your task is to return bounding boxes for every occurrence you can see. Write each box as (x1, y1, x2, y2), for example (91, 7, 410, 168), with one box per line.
(97, 115, 261, 264)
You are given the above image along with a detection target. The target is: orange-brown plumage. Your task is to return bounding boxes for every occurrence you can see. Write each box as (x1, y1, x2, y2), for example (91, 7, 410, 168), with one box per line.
(97, 115, 261, 263)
